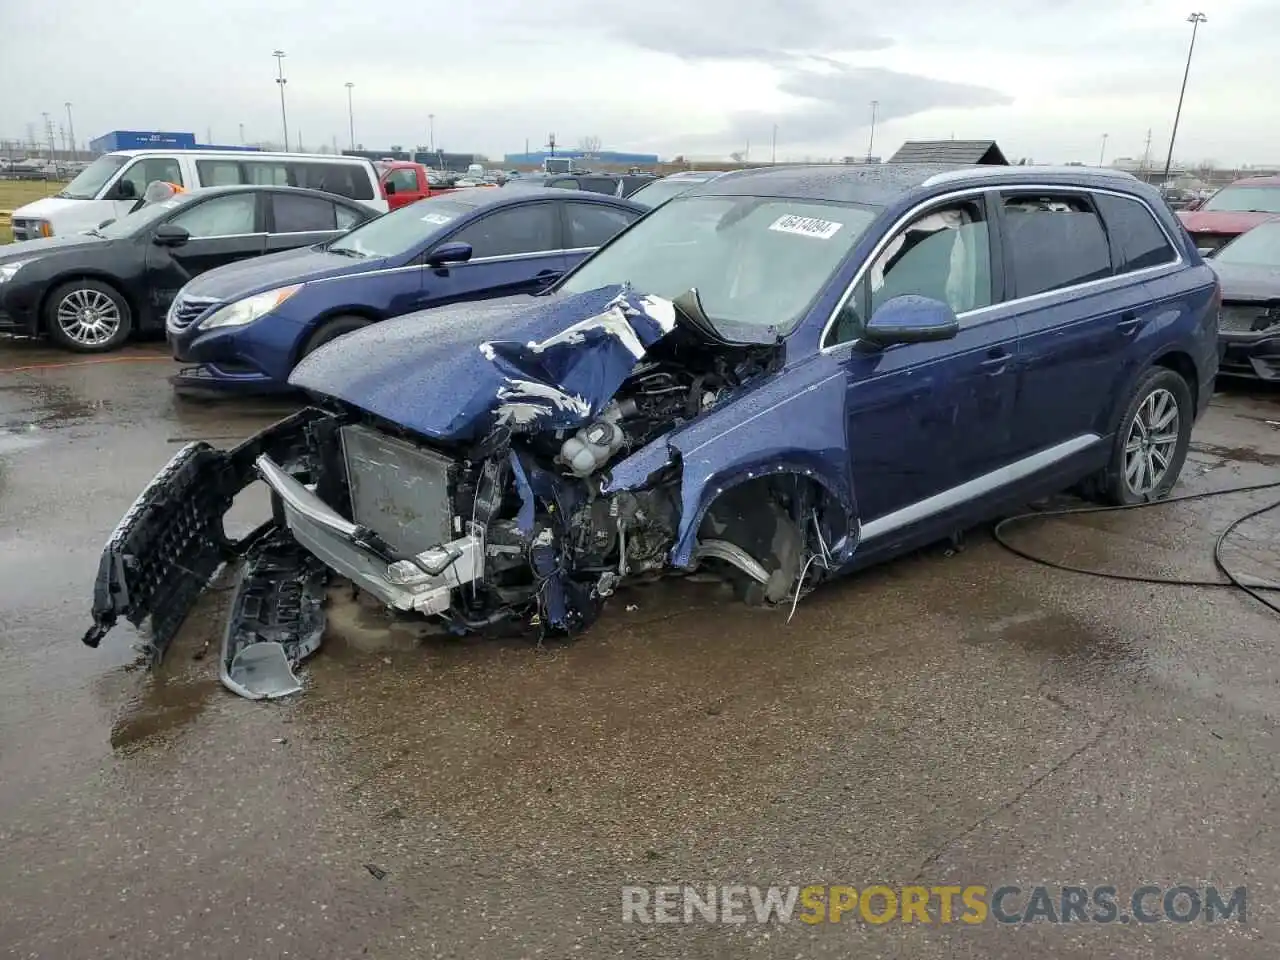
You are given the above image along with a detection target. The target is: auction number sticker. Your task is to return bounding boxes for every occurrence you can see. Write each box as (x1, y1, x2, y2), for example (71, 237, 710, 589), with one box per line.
(769, 214, 843, 239)
(421, 212, 455, 225)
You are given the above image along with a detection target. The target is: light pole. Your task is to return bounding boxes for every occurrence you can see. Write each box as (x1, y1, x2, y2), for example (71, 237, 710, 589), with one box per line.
(428, 114, 435, 153)
(1099, 133, 1109, 167)
(866, 100, 879, 162)
(64, 101, 76, 160)
(239, 122, 246, 145)
(273, 49, 289, 152)
(1161, 12, 1207, 185)
(345, 82, 355, 151)
(771, 123, 777, 164)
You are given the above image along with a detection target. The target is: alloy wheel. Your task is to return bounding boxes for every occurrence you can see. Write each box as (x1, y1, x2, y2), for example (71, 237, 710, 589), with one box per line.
(1123, 387, 1180, 496)
(55, 288, 122, 348)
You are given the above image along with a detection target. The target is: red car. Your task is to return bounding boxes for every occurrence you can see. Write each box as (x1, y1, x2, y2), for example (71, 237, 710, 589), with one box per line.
(377, 161, 436, 209)
(1177, 175, 1280, 254)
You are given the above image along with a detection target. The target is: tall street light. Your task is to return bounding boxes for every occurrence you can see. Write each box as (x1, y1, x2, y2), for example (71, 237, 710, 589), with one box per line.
(64, 102, 76, 160)
(428, 114, 435, 153)
(866, 100, 879, 162)
(1099, 132, 1109, 167)
(345, 82, 355, 151)
(1161, 12, 1207, 184)
(273, 50, 290, 152)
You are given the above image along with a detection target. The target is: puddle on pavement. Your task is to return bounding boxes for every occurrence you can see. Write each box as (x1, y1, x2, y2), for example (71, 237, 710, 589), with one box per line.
(966, 608, 1135, 670)
(0, 380, 111, 432)
(1190, 442, 1280, 467)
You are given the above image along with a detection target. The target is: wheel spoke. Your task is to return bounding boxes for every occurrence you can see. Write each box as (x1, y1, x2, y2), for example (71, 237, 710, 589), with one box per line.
(1150, 446, 1170, 471)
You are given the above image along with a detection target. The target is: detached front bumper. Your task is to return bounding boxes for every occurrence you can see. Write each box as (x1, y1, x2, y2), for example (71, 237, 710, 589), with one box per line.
(256, 454, 483, 615)
(1219, 331, 1280, 381)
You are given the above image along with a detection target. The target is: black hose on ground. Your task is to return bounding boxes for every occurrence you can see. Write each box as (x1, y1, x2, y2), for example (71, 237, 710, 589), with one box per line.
(992, 478, 1280, 617)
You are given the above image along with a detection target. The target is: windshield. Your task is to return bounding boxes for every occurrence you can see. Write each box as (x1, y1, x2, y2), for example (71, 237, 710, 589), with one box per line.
(628, 177, 714, 209)
(559, 195, 879, 332)
(328, 197, 476, 258)
(1200, 186, 1280, 214)
(57, 154, 130, 200)
(1214, 221, 1280, 266)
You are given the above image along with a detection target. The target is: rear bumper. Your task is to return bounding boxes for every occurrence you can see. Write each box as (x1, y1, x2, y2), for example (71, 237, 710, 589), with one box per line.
(1219, 331, 1280, 381)
(256, 454, 483, 615)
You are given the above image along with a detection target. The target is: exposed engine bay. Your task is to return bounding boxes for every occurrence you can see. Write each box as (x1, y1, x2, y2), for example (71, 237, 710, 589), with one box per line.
(82, 289, 844, 699)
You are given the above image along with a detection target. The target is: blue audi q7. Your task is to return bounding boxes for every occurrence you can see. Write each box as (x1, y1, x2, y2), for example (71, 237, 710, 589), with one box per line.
(89, 164, 1222, 684)
(165, 187, 645, 395)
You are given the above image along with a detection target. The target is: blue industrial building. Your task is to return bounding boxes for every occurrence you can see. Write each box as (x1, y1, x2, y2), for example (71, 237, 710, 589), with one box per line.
(503, 150, 659, 166)
(89, 131, 261, 153)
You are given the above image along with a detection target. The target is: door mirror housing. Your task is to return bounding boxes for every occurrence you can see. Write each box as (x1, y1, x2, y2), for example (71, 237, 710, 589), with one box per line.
(110, 179, 137, 201)
(383, 180, 397, 195)
(862, 295, 960, 347)
(152, 223, 191, 247)
(425, 241, 473, 266)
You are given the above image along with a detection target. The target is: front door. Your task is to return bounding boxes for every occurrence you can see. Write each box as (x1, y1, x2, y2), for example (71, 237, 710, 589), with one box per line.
(145, 192, 267, 318)
(418, 201, 567, 308)
(824, 195, 1018, 537)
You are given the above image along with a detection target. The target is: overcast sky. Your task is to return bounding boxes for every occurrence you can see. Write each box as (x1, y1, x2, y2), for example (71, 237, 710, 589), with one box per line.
(2, 0, 1276, 166)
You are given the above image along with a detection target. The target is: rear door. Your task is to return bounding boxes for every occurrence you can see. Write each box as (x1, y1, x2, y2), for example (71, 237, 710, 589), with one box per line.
(418, 201, 566, 306)
(144, 192, 267, 315)
(998, 189, 1164, 456)
(263, 191, 355, 254)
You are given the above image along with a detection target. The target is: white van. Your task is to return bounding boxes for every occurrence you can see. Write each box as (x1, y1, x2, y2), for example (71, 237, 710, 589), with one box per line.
(9, 150, 387, 241)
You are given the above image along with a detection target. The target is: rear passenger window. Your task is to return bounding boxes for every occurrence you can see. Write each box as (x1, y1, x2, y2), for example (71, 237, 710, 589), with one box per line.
(197, 160, 244, 187)
(1093, 193, 1177, 273)
(243, 162, 291, 186)
(565, 202, 637, 248)
(1002, 193, 1112, 297)
(272, 193, 338, 232)
(293, 163, 376, 201)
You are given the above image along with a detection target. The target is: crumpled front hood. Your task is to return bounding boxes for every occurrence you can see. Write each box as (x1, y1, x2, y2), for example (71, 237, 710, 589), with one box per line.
(182, 245, 383, 300)
(1209, 260, 1280, 300)
(290, 285, 682, 442)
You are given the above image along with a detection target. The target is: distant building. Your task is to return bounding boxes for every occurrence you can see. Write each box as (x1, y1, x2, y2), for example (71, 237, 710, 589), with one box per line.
(887, 140, 1009, 165)
(503, 150, 660, 167)
(89, 131, 257, 153)
(342, 148, 483, 172)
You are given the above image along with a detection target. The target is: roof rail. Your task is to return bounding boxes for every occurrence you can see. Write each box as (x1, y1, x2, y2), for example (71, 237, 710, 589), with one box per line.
(922, 165, 1140, 187)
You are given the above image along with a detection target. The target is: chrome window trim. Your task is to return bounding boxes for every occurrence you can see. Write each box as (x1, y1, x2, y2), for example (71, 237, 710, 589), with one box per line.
(818, 183, 1185, 355)
(307, 248, 573, 284)
(858, 433, 1101, 541)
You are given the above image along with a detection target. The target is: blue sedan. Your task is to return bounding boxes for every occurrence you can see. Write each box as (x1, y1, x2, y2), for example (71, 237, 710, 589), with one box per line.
(165, 187, 645, 394)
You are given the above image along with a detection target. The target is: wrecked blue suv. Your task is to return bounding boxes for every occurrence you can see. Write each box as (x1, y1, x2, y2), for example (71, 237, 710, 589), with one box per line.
(85, 164, 1219, 698)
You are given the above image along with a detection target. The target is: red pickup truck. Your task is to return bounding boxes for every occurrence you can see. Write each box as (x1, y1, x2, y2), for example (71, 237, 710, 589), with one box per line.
(377, 162, 437, 209)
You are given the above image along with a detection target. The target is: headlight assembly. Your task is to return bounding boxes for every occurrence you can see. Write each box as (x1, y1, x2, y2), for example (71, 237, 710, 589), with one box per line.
(199, 284, 304, 330)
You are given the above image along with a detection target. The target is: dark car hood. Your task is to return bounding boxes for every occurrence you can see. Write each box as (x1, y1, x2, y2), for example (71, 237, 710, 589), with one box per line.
(1208, 260, 1280, 301)
(181, 245, 385, 300)
(289, 284, 776, 442)
(1177, 210, 1276, 235)
(0, 233, 109, 261)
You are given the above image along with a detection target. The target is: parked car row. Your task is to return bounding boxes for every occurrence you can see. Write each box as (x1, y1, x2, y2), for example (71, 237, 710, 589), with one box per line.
(84, 163, 1222, 690)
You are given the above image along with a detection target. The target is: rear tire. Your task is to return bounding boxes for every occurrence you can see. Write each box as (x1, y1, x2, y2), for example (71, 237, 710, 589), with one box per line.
(1090, 367, 1193, 506)
(44, 279, 133, 353)
(299, 315, 371, 361)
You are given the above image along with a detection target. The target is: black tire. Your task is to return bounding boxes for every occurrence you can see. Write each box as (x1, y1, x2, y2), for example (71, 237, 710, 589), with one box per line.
(1090, 367, 1194, 506)
(299, 315, 371, 360)
(44, 279, 133, 353)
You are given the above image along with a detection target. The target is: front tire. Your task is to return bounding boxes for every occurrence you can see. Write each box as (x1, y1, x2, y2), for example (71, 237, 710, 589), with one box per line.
(1093, 367, 1193, 506)
(44, 279, 133, 353)
(299, 315, 371, 361)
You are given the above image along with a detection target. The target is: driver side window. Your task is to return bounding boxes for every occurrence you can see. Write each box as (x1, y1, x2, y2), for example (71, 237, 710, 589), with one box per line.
(827, 199, 992, 347)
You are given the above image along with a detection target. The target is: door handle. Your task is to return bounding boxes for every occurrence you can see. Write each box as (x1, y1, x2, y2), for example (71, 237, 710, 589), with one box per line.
(980, 348, 1010, 374)
(1117, 311, 1141, 334)
(536, 269, 563, 279)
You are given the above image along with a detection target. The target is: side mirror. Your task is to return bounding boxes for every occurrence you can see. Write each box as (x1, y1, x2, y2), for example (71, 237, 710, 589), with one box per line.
(862, 295, 959, 347)
(425, 241, 473, 267)
(152, 223, 191, 247)
(112, 179, 137, 200)
(383, 180, 397, 195)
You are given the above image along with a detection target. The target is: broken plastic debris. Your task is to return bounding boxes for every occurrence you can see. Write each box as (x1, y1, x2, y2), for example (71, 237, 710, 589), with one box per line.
(625, 604, 639, 612)
(224, 642, 304, 700)
(365, 863, 388, 880)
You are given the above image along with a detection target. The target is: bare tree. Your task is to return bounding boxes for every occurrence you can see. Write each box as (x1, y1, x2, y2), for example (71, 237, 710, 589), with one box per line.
(729, 151, 745, 162)
(1194, 158, 1217, 180)
(578, 135, 602, 155)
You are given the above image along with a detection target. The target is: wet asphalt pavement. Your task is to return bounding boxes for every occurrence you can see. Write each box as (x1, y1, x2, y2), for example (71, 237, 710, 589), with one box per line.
(2, 340, 1280, 959)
